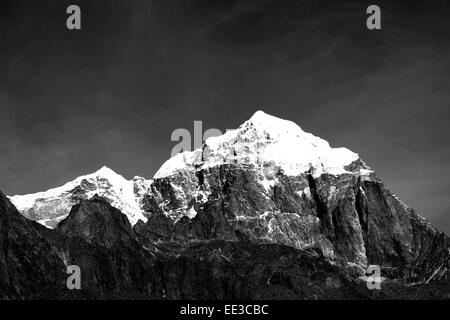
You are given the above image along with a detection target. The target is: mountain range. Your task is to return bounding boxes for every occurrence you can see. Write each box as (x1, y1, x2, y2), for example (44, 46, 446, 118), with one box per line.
(1, 111, 449, 299)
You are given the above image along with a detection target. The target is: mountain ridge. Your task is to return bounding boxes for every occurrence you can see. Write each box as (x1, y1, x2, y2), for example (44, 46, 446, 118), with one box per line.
(9, 110, 373, 228)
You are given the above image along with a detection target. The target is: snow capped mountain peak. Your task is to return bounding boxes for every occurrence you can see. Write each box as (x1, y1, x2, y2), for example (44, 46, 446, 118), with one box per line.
(93, 165, 118, 177)
(247, 110, 307, 137)
(249, 109, 282, 124)
(243, 110, 333, 151)
(155, 111, 372, 179)
(82, 166, 133, 191)
(9, 166, 150, 228)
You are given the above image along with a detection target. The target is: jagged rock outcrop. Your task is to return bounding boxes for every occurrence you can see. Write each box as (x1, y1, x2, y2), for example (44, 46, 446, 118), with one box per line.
(52, 196, 161, 298)
(0, 191, 70, 299)
(0, 191, 159, 299)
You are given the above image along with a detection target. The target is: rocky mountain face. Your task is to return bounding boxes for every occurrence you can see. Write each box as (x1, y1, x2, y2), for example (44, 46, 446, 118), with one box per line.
(141, 111, 450, 283)
(3, 111, 449, 299)
(3, 190, 449, 299)
(0, 189, 359, 299)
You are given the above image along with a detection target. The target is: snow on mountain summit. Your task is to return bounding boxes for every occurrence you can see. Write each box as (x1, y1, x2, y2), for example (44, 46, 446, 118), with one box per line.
(155, 110, 371, 179)
(9, 166, 150, 228)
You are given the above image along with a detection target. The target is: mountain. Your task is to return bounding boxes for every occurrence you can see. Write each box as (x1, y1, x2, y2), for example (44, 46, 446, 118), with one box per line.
(141, 110, 449, 282)
(9, 166, 151, 228)
(4, 110, 449, 298)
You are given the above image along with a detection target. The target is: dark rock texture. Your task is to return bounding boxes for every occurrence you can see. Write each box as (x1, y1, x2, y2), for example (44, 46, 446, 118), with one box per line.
(0, 190, 449, 299)
(142, 163, 450, 285)
(0, 191, 70, 299)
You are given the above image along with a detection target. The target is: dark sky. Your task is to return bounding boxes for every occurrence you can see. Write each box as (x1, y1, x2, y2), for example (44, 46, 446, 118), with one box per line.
(1, 0, 449, 233)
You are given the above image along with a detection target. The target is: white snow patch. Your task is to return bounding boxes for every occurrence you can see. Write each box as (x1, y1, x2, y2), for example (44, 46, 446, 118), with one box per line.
(359, 168, 374, 176)
(186, 206, 197, 219)
(154, 150, 200, 179)
(328, 186, 337, 201)
(296, 187, 312, 199)
(358, 186, 366, 197)
(38, 214, 70, 229)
